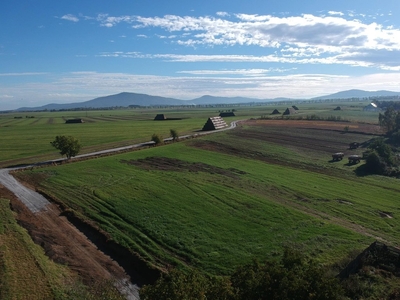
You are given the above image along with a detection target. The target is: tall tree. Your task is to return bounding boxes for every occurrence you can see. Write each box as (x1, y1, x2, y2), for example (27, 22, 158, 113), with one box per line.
(50, 135, 81, 159)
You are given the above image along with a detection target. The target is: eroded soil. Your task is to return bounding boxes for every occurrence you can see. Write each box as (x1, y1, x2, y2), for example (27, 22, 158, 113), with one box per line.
(0, 184, 140, 299)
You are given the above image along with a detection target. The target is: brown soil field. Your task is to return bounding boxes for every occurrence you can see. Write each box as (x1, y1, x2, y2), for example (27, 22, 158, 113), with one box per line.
(247, 119, 383, 134)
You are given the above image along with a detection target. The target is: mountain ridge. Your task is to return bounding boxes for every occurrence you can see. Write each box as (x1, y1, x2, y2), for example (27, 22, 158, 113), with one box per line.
(13, 89, 400, 111)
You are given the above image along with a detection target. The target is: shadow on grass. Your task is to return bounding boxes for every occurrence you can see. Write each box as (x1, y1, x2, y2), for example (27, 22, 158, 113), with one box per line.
(353, 164, 371, 177)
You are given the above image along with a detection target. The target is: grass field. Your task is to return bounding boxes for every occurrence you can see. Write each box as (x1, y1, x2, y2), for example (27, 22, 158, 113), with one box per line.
(0, 100, 380, 167)
(14, 118, 399, 277)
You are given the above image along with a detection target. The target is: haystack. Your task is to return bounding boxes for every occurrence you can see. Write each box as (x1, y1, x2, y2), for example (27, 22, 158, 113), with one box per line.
(282, 107, 297, 115)
(154, 114, 166, 120)
(202, 116, 227, 131)
(271, 109, 280, 115)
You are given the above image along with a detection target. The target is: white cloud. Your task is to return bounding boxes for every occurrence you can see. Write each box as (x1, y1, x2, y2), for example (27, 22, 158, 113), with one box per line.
(124, 13, 400, 70)
(216, 12, 229, 17)
(328, 11, 344, 16)
(61, 14, 79, 22)
(177, 68, 294, 76)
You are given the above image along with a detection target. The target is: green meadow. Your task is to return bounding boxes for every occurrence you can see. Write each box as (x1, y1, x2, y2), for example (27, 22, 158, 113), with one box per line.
(3, 100, 395, 278)
(15, 122, 399, 275)
(0, 101, 380, 167)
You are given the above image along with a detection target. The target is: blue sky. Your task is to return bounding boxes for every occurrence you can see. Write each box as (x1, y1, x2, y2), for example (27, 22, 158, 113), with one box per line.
(1, 0, 400, 110)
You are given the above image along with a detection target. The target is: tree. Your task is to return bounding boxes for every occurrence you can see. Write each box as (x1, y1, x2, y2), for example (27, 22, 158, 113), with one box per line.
(151, 133, 163, 146)
(379, 106, 399, 133)
(170, 129, 179, 142)
(50, 135, 81, 159)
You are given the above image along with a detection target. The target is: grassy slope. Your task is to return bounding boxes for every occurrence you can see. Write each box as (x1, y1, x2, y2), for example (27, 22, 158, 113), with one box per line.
(17, 125, 400, 275)
(0, 198, 68, 299)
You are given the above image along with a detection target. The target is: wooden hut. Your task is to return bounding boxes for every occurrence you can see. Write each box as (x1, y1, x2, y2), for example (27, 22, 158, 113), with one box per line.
(65, 118, 84, 124)
(219, 112, 235, 117)
(292, 105, 299, 110)
(202, 116, 227, 131)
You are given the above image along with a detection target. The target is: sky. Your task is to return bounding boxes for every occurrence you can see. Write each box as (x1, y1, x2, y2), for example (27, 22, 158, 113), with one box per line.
(1, 0, 400, 110)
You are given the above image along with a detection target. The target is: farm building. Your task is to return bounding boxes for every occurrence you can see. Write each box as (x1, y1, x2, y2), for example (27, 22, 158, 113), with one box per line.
(271, 109, 280, 115)
(65, 118, 84, 124)
(202, 116, 227, 131)
(219, 112, 235, 117)
(334, 106, 342, 110)
(363, 103, 380, 112)
(282, 107, 298, 115)
(154, 114, 167, 120)
(292, 105, 299, 110)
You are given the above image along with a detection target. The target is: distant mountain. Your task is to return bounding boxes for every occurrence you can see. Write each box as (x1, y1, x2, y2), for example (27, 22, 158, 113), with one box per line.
(313, 89, 400, 100)
(14, 89, 400, 111)
(16, 92, 187, 111)
(15, 92, 285, 111)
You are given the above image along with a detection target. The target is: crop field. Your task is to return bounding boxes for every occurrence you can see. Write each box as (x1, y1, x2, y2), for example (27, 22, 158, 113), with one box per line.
(14, 117, 399, 277)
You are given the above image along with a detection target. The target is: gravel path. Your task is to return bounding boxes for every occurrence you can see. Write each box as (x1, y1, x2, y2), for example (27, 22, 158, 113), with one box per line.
(0, 168, 50, 213)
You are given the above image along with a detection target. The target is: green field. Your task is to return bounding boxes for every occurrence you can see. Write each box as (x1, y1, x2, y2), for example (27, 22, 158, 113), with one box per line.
(0, 101, 380, 167)
(14, 119, 399, 276)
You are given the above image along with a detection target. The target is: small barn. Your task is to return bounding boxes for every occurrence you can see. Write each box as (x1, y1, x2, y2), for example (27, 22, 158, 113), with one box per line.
(154, 114, 167, 120)
(292, 105, 299, 110)
(271, 109, 280, 115)
(282, 107, 297, 115)
(202, 116, 227, 131)
(219, 112, 235, 117)
(65, 118, 84, 124)
(363, 103, 380, 112)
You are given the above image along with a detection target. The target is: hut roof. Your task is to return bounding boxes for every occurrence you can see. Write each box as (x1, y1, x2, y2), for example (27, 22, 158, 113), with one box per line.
(292, 105, 299, 110)
(202, 116, 227, 131)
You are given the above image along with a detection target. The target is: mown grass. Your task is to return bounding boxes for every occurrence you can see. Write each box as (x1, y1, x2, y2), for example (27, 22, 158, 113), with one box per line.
(17, 123, 400, 276)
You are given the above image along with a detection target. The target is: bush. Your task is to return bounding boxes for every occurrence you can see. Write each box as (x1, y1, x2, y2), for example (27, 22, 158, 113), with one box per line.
(151, 134, 163, 146)
(140, 248, 344, 300)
